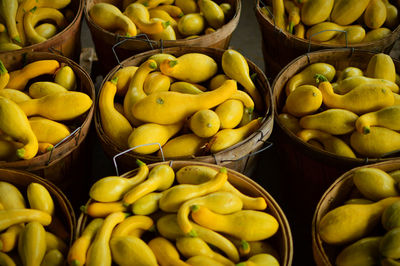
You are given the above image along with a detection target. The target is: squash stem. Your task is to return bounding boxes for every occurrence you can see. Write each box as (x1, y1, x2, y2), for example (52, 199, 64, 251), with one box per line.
(111, 77, 119, 84)
(0, 60, 7, 74)
(363, 126, 371, 134)
(162, 21, 170, 29)
(188, 229, 198, 237)
(314, 74, 328, 83)
(136, 159, 146, 167)
(16, 148, 25, 159)
(168, 60, 178, 68)
(71, 259, 80, 266)
(79, 205, 87, 214)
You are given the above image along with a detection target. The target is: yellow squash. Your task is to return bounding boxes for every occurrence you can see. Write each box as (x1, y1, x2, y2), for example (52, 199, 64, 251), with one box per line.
(237, 253, 279, 266)
(336, 237, 382, 266)
(353, 168, 399, 201)
(222, 49, 263, 110)
(272, 0, 285, 30)
(148, 237, 190, 266)
(160, 133, 207, 158)
(208, 118, 262, 153)
(356, 105, 400, 134)
(143, 71, 172, 94)
(55, 66, 76, 91)
(0, 181, 26, 209)
(157, 214, 240, 262)
(331, 0, 371, 25)
(127, 122, 183, 154)
(215, 99, 244, 129)
(149, 9, 178, 30)
(89, 159, 148, 202)
(124, 3, 168, 35)
(170, 81, 204, 94)
(24, 7, 67, 44)
(177, 191, 243, 235)
(335, 75, 399, 94)
(363, 27, 392, 42)
(45, 231, 67, 253)
(285, 63, 335, 96)
(35, 23, 57, 39)
(110, 235, 158, 266)
(305, 22, 342, 42)
(0, 97, 38, 160)
(176, 165, 267, 210)
(189, 109, 221, 138)
(324, 25, 366, 44)
(112, 215, 154, 237)
(297, 129, 356, 158)
(337, 67, 364, 82)
(99, 78, 133, 149)
(41, 249, 64, 266)
(27, 182, 54, 215)
(191, 207, 279, 241)
(383, 0, 399, 29)
(350, 127, 400, 157)
(85, 201, 128, 218)
(299, 109, 358, 135)
(284, 0, 300, 33)
(67, 218, 103, 266)
(198, 0, 225, 29)
(29, 116, 70, 145)
(132, 79, 237, 124)
(316, 74, 394, 115)
(18, 91, 93, 121)
(364, 0, 387, 29)
(301, 0, 334, 26)
(131, 192, 163, 215)
(18, 222, 46, 266)
(177, 13, 205, 36)
(150, 5, 184, 18)
(123, 164, 175, 205)
(89, 3, 137, 36)
(123, 59, 157, 125)
(318, 197, 400, 245)
(149, 18, 177, 40)
(366, 53, 396, 83)
(176, 237, 234, 265)
(28, 82, 67, 98)
(278, 113, 301, 134)
(0, 224, 24, 252)
(294, 23, 305, 38)
(160, 53, 217, 83)
(0, 209, 51, 231)
(0, 89, 31, 103)
(175, 0, 198, 14)
(7, 60, 60, 91)
(209, 74, 230, 90)
(111, 66, 138, 97)
(283, 85, 322, 117)
(0, 0, 20, 43)
(86, 212, 126, 266)
(159, 168, 228, 212)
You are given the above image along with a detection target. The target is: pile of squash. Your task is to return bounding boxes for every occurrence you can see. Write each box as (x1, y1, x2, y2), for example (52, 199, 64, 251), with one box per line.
(71, 162, 281, 265)
(99, 49, 264, 157)
(262, 0, 398, 44)
(0, 0, 73, 51)
(0, 59, 92, 161)
(278, 53, 400, 159)
(317, 167, 400, 265)
(0, 181, 69, 265)
(89, 0, 234, 41)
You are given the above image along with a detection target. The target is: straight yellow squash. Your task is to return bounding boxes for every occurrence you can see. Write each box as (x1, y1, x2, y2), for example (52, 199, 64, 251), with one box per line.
(331, 0, 371, 25)
(18, 222, 46, 266)
(28, 116, 70, 145)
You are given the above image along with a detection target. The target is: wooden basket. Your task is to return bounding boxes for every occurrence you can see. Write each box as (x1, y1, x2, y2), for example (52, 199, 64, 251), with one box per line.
(0, 52, 95, 210)
(273, 48, 400, 206)
(312, 160, 400, 266)
(0, 0, 83, 69)
(0, 168, 76, 246)
(94, 46, 273, 176)
(77, 160, 293, 265)
(254, 0, 400, 79)
(84, 0, 241, 74)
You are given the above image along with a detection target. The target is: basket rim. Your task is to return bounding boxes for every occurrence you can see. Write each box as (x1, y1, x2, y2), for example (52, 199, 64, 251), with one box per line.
(311, 159, 400, 266)
(83, 0, 242, 47)
(94, 46, 274, 164)
(77, 160, 293, 265)
(0, 51, 95, 170)
(272, 47, 400, 164)
(0, 0, 84, 54)
(254, 0, 400, 48)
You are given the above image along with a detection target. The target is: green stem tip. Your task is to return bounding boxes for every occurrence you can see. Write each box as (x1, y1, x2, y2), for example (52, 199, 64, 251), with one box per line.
(220, 167, 227, 174)
(363, 126, 371, 135)
(0, 60, 7, 74)
(240, 240, 250, 251)
(71, 259, 81, 266)
(149, 61, 157, 69)
(79, 205, 87, 214)
(250, 73, 257, 81)
(314, 74, 328, 83)
(168, 60, 178, 68)
(190, 204, 200, 212)
(188, 229, 198, 237)
(136, 159, 146, 167)
(16, 148, 25, 159)
(236, 263, 246, 266)
(111, 77, 119, 84)
(162, 21, 171, 29)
